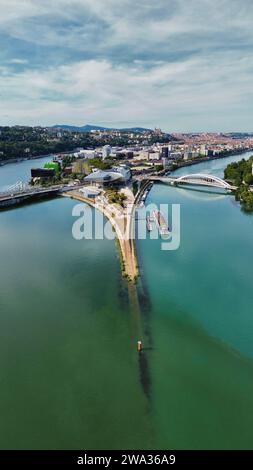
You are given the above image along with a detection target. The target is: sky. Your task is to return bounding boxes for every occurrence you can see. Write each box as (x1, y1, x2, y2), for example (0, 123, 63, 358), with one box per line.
(0, 0, 253, 132)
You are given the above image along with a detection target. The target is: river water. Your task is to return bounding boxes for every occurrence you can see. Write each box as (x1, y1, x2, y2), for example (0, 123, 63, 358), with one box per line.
(0, 152, 253, 449)
(0, 155, 53, 191)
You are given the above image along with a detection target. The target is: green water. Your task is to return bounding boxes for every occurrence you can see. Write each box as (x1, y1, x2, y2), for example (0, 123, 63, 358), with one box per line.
(0, 199, 151, 449)
(0, 153, 253, 449)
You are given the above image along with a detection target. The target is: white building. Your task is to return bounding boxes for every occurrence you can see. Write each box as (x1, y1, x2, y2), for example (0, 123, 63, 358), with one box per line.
(134, 151, 149, 160)
(148, 151, 160, 160)
(111, 164, 131, 181)
(102, 145, 112, 160)
(79, 186, 101, 198)
(84, 164, 131, 186)
(74, 149, 96, 159)
(200, 144, 207, 156)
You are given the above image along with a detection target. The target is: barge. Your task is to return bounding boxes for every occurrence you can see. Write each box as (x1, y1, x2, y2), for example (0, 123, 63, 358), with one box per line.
(152, 210, 170, 236)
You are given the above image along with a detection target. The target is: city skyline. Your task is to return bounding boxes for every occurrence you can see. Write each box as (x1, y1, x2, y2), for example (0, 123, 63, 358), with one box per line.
(1, 0, 253, 131)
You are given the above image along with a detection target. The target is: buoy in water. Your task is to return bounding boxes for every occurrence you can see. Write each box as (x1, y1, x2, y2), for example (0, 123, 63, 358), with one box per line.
(137, 341, 142, 352)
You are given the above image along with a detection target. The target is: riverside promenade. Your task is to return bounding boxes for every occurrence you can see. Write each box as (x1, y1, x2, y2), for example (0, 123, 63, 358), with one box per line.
(63, 188, 139, 282)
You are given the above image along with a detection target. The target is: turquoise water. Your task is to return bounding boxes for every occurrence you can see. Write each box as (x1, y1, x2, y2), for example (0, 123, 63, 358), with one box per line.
(0, 152, 253, 449)
(173, 151, 253, 179)
(137, 151, 253, 449)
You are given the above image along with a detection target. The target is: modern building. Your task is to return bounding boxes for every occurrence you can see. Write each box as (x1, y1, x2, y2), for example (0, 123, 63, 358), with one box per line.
(161, 147, 169, 159)
(84, 164, 131, 186)
(161, 157, 168, 169)
(102, 145, 112, 160)
(74, 149, 96, 159)
(148, 151, 160, 160)
(134, 150, 149, 160)
(44, 161, 60, 173)
(200, 144, 207, 156)
(111, 164, 131, 181)
(79, 186, 101, 198)
(31, 168, 56, 178)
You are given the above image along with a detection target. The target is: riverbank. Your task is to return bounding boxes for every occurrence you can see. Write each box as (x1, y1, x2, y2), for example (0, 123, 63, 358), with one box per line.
(0, 154, 55, 167)
(1, 147, 252, 170)
(63, 190, 139, 282)
(171, 148, 253, 173)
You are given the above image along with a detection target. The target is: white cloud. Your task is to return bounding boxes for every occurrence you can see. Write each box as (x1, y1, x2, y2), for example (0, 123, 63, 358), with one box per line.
(8, 58, 29, 64)
(1, 1, 253, 130)
(1, 0, 253, 50)
(0, 50, 253, 130)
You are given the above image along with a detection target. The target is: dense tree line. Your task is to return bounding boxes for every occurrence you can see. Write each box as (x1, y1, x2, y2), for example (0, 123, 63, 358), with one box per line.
(224, 156, 253, 212)
(224, 156, 253, 186)
(0, 126, 173, 162)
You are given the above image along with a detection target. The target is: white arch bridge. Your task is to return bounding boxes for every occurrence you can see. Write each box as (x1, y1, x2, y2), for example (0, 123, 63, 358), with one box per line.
(150, 173, 236, 191)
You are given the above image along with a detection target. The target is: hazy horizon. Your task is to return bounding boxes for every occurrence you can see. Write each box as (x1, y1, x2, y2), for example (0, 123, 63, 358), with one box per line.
(2, 122, 253, 135)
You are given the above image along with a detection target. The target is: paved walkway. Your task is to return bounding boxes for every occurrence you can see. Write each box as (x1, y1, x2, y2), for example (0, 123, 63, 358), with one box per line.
(62, 189, 139, 281)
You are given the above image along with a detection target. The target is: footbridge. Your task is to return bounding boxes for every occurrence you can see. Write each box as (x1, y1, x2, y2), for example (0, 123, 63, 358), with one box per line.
(149, 173, 236, 191)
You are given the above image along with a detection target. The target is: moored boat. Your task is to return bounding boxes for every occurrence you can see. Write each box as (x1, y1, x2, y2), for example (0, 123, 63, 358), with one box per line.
(152, 210, 170, 236)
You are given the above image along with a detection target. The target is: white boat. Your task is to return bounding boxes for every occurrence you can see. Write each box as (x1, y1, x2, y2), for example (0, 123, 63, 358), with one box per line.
(152, 210, 170, 236)
(146, 215, 154, 231)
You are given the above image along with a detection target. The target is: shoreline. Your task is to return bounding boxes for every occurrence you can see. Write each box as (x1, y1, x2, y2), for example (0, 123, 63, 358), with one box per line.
(0, 150, 75, 167)
(171, 148, 253, 173)
(62, 190, 139, 282)
(1, 147, 252, 169)
(0, 154, 53, 167)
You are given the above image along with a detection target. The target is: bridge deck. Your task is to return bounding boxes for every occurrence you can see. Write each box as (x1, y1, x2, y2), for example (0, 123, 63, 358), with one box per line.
(148, 173, 236, 191)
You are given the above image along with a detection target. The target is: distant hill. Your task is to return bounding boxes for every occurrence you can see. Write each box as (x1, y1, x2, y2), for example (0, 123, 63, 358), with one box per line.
(52, 124, 153, 133)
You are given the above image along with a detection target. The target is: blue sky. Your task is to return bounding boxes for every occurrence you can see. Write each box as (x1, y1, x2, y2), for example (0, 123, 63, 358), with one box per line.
(0, 0, 253, 131)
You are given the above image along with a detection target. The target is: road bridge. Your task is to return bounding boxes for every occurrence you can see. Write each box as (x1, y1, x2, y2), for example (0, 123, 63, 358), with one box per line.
(0, 181, 83, 208)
